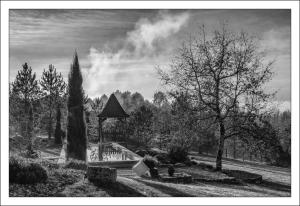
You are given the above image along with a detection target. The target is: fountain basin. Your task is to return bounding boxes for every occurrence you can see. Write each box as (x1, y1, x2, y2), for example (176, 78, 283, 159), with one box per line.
(87, 142, 142, 168)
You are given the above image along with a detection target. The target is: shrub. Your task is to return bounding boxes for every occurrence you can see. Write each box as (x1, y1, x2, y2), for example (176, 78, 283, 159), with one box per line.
(143, 155, 159, 178)
(135, 149, 148, 157)
(9, 156, 48, 184)
(155, 153, 171, 164)
(167, 144, 188, 163)
(143, 155, 157, 170)
(168, 165, 175, 176)
(64, 159, 87, 170)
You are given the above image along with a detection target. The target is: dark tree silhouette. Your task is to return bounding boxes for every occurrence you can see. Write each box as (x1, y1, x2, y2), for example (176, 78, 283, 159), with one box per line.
(40, 64, 66, 139)
(54, 105, 62, 144)
(66, 51, 87, 161)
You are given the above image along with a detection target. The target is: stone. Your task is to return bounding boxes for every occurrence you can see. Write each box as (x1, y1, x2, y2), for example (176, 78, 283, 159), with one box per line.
(87, 166, 117, 185)
(132, 159, 150, 177)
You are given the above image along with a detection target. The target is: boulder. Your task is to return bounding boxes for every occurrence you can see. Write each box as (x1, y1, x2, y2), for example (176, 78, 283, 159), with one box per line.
(87, 166, 117, 185)
(132, 160, 150, 177)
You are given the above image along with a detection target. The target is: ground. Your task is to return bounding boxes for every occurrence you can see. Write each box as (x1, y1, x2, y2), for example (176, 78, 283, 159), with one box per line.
(9, 136, 291, 197)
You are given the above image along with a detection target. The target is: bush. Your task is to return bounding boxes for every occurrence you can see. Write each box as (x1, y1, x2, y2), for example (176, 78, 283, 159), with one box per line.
(143, 155, 157, 170)
(64, 159, 87, 170)
(155, 153, 171, 164)
(168, 165, 175, 176)
(168, 144, 188, 163)
(135, 149, 148, 157)
(9, 156, 48, 184)
(143, 155, 159, 178)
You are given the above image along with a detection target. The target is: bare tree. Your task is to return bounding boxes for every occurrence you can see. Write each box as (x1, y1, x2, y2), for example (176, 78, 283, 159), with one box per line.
(158, 25, 274, 170)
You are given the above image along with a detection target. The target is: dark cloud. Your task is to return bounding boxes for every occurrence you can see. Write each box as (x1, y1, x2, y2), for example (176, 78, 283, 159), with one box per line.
(9, 9, 291, 106)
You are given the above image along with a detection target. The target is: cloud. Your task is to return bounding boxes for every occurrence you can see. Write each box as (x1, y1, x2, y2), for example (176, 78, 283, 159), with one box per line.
(82, 11, 190, 98)
(126, 11, 190, 55)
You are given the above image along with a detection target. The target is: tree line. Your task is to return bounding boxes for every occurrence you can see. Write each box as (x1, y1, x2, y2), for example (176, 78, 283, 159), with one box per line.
(9, 25, 291, 169)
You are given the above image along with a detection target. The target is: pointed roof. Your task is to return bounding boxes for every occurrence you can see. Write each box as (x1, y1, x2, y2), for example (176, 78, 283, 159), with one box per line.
(98, 93, 129, 118)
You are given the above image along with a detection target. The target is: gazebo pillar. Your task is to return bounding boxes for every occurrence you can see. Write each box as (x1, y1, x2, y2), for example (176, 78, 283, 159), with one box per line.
(98, 117, 106, 161)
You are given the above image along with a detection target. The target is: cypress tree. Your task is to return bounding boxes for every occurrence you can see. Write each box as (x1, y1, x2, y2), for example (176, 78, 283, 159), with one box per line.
(66, 51, 87, 161)
(54, 105, 62, 144)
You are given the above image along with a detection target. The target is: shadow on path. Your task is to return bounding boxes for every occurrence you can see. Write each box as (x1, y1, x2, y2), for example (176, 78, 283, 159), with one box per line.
(134, 179, 197, 197)
(98, 181, 146, 197)
(260, 180, 291, 193)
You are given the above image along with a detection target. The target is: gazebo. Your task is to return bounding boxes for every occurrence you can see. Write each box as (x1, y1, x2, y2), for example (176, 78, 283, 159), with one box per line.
(97, 93, 129, 145)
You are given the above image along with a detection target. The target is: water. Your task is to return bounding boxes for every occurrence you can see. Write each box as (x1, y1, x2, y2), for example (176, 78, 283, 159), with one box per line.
(87, 144, 134, 162)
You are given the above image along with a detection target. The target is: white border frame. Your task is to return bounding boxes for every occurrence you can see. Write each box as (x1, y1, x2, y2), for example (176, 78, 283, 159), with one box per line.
(1, 1, 299, 205)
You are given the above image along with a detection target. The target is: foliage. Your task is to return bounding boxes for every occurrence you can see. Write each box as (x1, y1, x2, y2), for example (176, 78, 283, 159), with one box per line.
(63, 159, 87, 170)
(168, 165, 175, 176)
(143, 155, 159, 178)
(153, 91, 168, 107)
(40, 64, 66, 139)
(66, 52, 87, 161)
(167, 143, 189, 163)
(143, 155, 158, 170)
(9, 156, 48, 184)
(11, 63, 40, 137)
(11, 63, 40, 102)
(236, 115, 290, 167)
(55, 106, 62, 144)
(128, 105, 154, 146)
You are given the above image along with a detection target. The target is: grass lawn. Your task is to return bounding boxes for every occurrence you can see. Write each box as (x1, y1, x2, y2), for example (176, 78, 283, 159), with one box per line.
(9, 136, 291, 197)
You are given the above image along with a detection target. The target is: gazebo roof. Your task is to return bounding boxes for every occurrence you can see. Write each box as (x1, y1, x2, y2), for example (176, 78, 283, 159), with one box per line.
(98, 93, 129, 118)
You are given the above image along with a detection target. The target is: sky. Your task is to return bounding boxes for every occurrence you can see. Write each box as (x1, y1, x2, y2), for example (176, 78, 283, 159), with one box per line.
(9, 9, 291, 111)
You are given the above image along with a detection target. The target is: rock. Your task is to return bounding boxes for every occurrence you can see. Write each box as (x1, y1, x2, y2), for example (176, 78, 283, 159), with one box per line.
(132, 160, 150, 177)
(87, 166, 117, 185)
(174, 163, 185, 167)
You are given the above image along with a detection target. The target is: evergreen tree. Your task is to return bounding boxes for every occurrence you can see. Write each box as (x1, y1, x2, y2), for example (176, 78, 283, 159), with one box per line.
(40, 64, 66, 139)
(11, 63, 39, 136)
(66, 51, 87, 161)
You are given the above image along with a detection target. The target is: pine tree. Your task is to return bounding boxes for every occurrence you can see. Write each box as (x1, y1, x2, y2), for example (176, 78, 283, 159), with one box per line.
(55, 105, 62, 144)
(40, 64, 66, 139)
(11, 63, 39, 137)
(66, 51, 87, 161)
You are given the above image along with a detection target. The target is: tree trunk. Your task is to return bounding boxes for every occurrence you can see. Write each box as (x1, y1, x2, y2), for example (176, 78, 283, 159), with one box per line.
(48, 96, 52, 139)
(216, 121, 225, 171)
